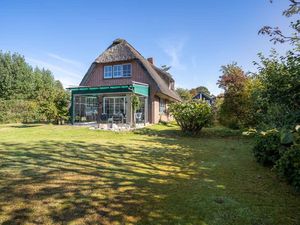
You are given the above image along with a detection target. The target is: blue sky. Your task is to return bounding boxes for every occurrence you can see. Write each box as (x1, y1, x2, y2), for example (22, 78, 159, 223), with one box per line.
(0, 0, 292, 95)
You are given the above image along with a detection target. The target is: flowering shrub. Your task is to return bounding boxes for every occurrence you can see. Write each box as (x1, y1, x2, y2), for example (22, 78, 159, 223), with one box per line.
(169, 100, 213, 135)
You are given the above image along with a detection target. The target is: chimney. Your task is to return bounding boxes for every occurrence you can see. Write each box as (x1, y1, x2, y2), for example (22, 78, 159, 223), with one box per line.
(147, 57, 154, 64)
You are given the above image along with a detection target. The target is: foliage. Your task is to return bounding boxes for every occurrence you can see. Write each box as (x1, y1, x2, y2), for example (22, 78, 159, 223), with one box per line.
(189, 86, 210, 97)
(131, 94, 141, 112)
(169, 100, 213, 135)
(217, 63, 251, 129)
(0, 52, 34, 100)
(275, 144, 300, 191)
(259, 0, 300, 45)
(252, 129, 284, 166)
(0, 99, 40, 123)
(245, 125, 300, 191)
(131, 94, 141, 127)
(0, 51, 69, 124)
(175, 88, 192, 101)
(251, 50, 300, 129)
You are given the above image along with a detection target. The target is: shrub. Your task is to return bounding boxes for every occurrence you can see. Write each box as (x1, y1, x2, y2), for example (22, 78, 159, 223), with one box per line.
(169, 100, 213, 135)
(0, 99, 40, 123)
(275, 145, 300, 191)
(252, 129, 284, 166)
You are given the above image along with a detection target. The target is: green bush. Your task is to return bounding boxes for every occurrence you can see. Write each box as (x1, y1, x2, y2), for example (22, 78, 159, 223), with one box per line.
(275, 145, 300, 191)
(169, 100, 213, 135)
(0, 99, 40, 123)
(252, 129, 284, 166)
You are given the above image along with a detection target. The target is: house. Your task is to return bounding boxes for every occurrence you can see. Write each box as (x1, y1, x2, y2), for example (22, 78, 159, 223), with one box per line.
(193, 92, 214, 105)
(68, 38, 181, 125)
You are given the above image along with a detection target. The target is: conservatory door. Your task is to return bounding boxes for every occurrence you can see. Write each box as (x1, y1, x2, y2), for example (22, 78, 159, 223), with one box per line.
(103, 97, 126, 118)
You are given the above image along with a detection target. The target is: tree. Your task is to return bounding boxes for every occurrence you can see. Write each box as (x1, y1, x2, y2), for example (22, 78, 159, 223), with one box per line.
(259, 0, 300, 45)
(0, 51, 70, 124)
(251, 50, 300, 128)
(0, 52, 34, 100)
(217, 63, 251, 128)
(176, 88, 192, 101)
(190, 86, 210, 97)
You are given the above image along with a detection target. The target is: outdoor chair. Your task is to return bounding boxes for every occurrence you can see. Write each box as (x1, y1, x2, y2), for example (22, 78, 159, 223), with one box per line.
(135, 112, 143, 123)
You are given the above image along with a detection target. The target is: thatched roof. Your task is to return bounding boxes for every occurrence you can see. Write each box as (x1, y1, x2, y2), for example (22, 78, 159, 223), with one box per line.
(151, 64, 174, 82)
(95, 39, 136, 63)
(81, 39, 181, 101)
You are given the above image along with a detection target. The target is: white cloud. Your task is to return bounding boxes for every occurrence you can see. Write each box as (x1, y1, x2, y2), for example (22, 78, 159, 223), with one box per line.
(47, 53, 83, 67)
(158, 37, 187, 70)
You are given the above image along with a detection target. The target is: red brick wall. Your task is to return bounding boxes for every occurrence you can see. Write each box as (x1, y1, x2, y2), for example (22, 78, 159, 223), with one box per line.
(154, 97, 173, 123)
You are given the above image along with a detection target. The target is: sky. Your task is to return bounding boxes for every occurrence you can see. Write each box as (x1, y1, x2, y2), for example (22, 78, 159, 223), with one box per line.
(0, 0, 293, 95)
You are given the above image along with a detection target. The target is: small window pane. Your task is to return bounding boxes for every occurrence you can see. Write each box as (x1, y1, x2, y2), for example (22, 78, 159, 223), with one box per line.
(159, 98, 166, 114)
(104, 66, 112, 78)
(123, 64, 131, 77)
(113, 65, 122, 78)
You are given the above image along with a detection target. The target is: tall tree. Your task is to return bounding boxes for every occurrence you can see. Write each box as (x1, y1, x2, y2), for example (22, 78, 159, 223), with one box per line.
(217, 63, 251, 128)
(0, 51, 69, 123)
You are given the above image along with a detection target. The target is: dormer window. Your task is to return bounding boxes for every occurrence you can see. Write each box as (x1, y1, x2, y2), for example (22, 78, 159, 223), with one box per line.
(104, 64, 131, 79)
(169, 81, 174, 90)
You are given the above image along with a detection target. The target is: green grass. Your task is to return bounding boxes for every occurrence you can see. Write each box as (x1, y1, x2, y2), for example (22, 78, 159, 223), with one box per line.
(0, 123, 299, 225)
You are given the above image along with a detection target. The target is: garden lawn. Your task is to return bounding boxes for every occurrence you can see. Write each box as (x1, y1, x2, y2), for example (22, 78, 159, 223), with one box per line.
(0, 124, 299, 225)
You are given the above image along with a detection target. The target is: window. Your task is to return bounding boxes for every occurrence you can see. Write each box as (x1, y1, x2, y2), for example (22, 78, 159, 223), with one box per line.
(104, 63, 131, 79)
(123, 64, 131, 77)
(159, 98, 166, 114)
(113, 65, 122, 78)
(104, 66, 112, 78)
(86, 96, 98, 108)
(169, 81, 174, 90)
(85, 96, 98, 117)
(103, 97, 126, 117)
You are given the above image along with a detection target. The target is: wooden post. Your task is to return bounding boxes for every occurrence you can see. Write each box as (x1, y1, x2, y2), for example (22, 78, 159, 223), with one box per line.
(71, 94, 75, 125)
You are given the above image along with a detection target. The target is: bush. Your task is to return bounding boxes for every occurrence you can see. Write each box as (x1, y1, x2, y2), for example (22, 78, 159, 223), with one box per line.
(252, 129, 284, 166)
(169, 100, 213, 135)
(0, 99, 40, 123)
(275, 145, 300, 191)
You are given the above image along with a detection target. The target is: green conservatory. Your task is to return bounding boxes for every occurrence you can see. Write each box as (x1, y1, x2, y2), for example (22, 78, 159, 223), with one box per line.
(67, 82, 149, 125)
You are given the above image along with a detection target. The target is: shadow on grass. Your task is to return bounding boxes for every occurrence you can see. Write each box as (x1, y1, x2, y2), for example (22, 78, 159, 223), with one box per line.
(134, 123, 243, 139)
(0, 138, 214, 224)
(9, 124, 42, 129)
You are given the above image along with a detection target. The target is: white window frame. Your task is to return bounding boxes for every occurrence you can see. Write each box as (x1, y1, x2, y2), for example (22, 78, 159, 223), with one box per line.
(122, 63, 132, 77)
(113, 65, 123, 78)
(103, 96, 126, 115)
(104, 66, 113, 78)
(104, 63, 132, 79)
(159, 98, 166, 114)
